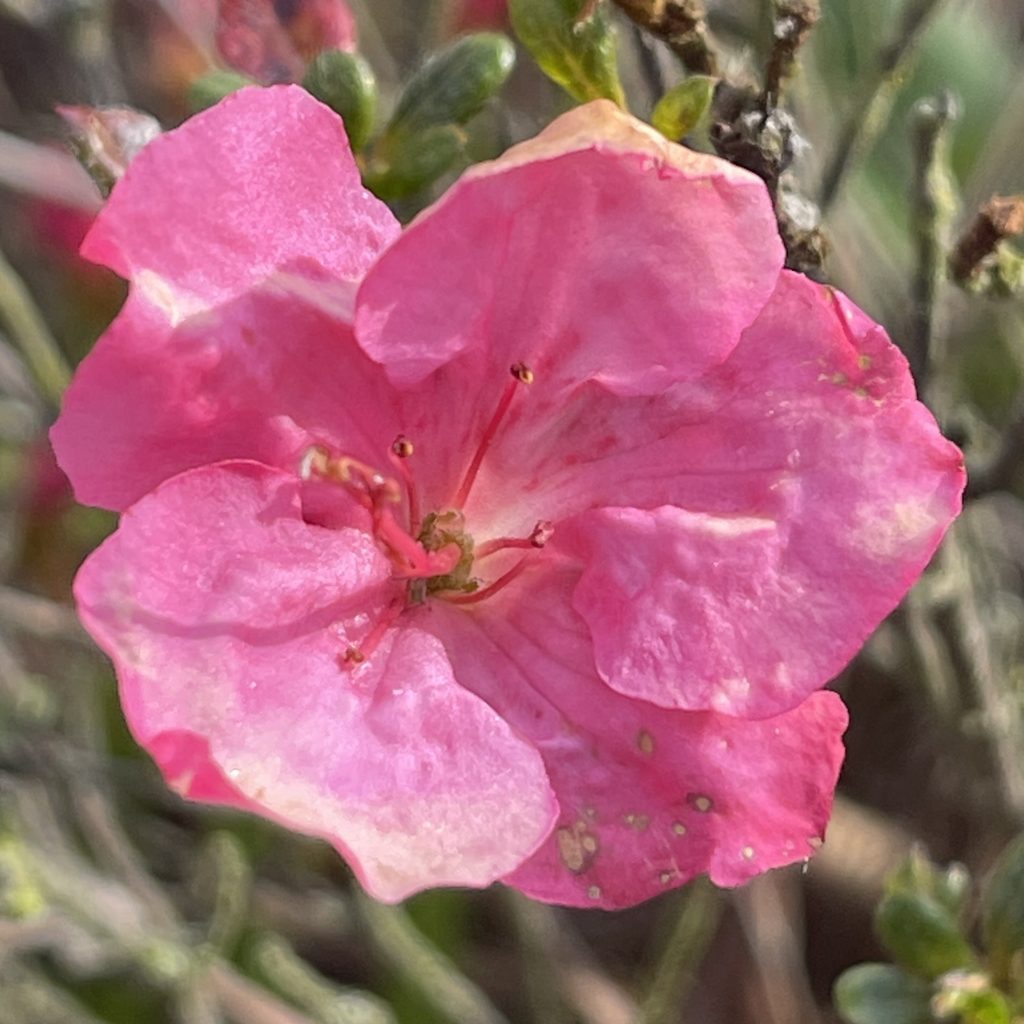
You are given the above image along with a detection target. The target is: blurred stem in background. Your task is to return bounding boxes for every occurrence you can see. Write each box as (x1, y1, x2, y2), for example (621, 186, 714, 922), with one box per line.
(819, 0, 952, 214)
(0, 246, 71, 409)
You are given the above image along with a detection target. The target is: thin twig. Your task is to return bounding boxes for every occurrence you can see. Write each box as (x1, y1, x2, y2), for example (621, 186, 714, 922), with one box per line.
(819, 0, 952, 213)
(503, 892, 574, 1024)
(208, 963, 324, 1024)
(0, 248, 72, 408)
(761, 0, 820, 111)
(611, 0, 719, 75)
(734, 873, 822, 1024)
(0, 131, 101, 211)
(966, 395, 1024, 498)
(907, 92, 958, 395)
(251, 932, 396, 1024)
(639, 878, 723, 1024)
(0, 587, 90, 646)
(354, 891, 511, 1024)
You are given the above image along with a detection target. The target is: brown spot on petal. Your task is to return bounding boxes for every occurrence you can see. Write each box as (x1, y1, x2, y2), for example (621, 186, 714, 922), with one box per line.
(623, 813, 650, 832)
(637, 730, 655, 755)
(587, 885, 602, 900)
(687, 793, 714, 813)
(557, 821, 598, 874)
(672, 822, 688, 836)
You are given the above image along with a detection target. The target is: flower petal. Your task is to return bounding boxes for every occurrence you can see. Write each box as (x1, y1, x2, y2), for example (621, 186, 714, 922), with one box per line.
(82, 85, 397, 316)
(563, 272, 964, 717)
(75, 461, 557, 901)
(355, 99, 783, 393)
(51, 272, 400, 511)
(427, 562, 847, 909)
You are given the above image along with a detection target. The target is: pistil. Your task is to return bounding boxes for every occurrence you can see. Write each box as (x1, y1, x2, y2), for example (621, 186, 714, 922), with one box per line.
(443, 556, 532, 606)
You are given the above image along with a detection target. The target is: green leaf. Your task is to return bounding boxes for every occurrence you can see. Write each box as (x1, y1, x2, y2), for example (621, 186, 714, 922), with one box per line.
(509, 0, 625, 106)
(875, 889, 977, 979)
(387, 33, 516, 140)
(188, 70, 255, 113)
(651, 76, 717, 140)
(303, 50, 378, 152)
(833, 964, 932, 1024)
(982, 832, 1024, 985)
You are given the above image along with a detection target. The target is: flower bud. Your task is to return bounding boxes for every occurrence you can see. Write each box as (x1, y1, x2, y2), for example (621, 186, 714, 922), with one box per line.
(652, 75, 717, 141)
(303, 50, 378, 152)
(509, 0, 625, 105)
(188, 70, 256, 113)
(59, 105, 162, 196)
(387, 33, 516, 140)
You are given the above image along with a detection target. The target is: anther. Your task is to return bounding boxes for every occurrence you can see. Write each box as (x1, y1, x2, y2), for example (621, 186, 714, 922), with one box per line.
(530, 520, 554, 547)
(391, 435, 414, 459)
(511, 362, 535, 384)
(475, 520, 555, 561)
(388, 434, 420, 531)
(342, 600, 404, 669)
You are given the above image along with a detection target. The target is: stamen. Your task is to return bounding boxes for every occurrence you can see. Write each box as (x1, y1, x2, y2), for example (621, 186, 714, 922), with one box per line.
(475, 520, 554, 560)
(388, 434, 421, 533)
(343, 599, 404, 668)
(301, 444, 445, 578)
(444, 557, 531, 605)
(452, 363, 534, 509)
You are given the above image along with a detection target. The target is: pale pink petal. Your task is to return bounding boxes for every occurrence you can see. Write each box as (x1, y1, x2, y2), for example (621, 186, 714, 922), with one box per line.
(559, 272, 964, 717)
(356, 100, 783, 393)
(81, 85, 397, 314)
(75, 461, 557, 901)
(427, 562, 846, 909)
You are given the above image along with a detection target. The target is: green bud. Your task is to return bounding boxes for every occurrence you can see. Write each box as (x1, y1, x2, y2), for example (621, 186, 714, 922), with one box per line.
(303, 50, 378, 152)
(365, 124, 465, 201)
(833, 964, 932, 1024)
(652, 76, 717, 141)
(982, 832, 1024, 985)
(887, 847, 972, 920)
(875, 889, 976, 979)
(509, 0, 625, 106)
(189, 70, 255, 113)
(388, 34, 516, 140)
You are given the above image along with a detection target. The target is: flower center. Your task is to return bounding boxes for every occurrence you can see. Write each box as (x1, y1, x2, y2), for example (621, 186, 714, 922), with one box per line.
(300, 364, 551, 663)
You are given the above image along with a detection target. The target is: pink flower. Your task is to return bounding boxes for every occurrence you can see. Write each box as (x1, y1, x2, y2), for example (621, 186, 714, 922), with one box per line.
(215, 0, 357, 83)
(52, 87, 964, 907)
